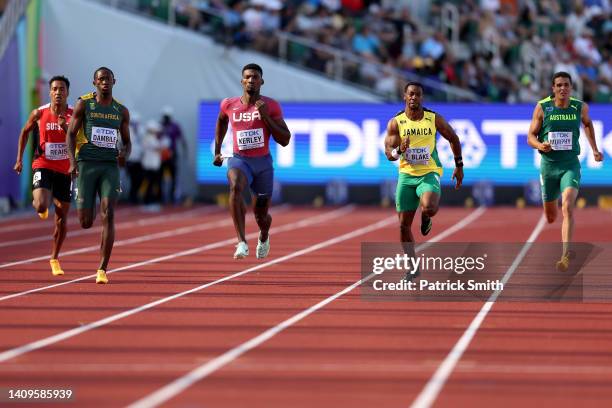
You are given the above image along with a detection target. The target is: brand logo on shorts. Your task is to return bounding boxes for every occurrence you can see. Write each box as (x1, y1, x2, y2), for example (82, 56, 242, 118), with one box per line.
(33, 171, 42, 185)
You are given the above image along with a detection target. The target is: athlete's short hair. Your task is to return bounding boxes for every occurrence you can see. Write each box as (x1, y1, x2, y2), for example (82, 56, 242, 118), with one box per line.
(242, 63, 263, 77)
(49, 75, 70, 90)
(93, 66, 115, 80)
(404, 81, 424, 92)
(552, 71, 572, 85)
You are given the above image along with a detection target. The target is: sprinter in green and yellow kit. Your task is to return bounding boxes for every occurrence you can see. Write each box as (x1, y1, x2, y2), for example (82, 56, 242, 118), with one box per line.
(66, 67, 131, 284)
(384, 82, 463, 280)
(528, 72, 603, 272)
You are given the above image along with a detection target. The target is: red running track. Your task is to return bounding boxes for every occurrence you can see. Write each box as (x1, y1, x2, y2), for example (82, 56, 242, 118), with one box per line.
(0, 205, 611, 407)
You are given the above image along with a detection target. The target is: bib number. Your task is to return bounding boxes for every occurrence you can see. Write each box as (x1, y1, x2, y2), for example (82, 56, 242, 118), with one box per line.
(405, 146, 431, 165)
(91, 127, 118, 149)
(45, 142, 68, 160)
(237, 128, 264, 151)
(548, 131, 572, 151)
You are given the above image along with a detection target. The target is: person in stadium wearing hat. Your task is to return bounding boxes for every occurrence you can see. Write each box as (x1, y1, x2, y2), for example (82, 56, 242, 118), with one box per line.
(13, 75, 73, 277)
(527, 71, 603, 272)
(384, 82, 463, 279)
(213, 63, 291, 260)
(66, 67, 131, 284)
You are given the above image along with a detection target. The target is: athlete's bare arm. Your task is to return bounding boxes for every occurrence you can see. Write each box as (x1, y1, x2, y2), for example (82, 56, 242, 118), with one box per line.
(118, 106, 132, 166)
(384, 118, 401, 161)
(213, 109, 229, 167)
(255, 99, 291, 146)
(436, 114, 464, 189)
(66, 99, 86, 177)
(580, 103, 603, 162)
(527, 104, 551, 152)
(14, 109, 41, 175)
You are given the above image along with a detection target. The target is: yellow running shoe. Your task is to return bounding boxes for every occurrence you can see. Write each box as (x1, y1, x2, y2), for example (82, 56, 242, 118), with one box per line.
(38, 209, 49, 220)
(556, 255, 570, 272)
(96, 269, 109, 284)
(50, 259, 64, 276)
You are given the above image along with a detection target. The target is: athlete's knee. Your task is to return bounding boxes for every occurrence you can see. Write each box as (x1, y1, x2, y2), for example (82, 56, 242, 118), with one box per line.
(32, 200, 47, 214)
(544, 206, 557, 223)
(100, 206, 115, 225)
(228, 182, 243, 196)
(80, 216, 93, 229)
(421, 204, 438, 217)
(255, 195, 269, 209)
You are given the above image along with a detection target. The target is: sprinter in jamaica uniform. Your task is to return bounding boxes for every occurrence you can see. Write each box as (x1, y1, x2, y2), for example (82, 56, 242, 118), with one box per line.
(527, 72, 603, 272)
(384, 82, 463, 280)
(66, 67, 131, 284)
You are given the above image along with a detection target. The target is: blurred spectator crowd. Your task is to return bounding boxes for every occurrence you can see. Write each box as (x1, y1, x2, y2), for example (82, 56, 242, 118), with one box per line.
(121, 106, 186, 209)
(137, 0, 611, 103)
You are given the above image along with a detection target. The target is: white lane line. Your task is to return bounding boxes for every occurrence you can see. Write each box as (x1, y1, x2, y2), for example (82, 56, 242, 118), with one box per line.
(127, 207, 487, 408)
(0, 204, 302, 302)
(0, 206, 145, 234)
(410, 214, 547, 408)
(0, 206, 220, 249)
(0, 206, 286, 269)
(0, 205, 371, 364)
(6, 361, 612, 375)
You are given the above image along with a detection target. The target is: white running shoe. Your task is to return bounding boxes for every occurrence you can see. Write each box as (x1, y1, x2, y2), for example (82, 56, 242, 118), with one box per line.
(233, 241, 249, 259)
(256, 236, 270, 259)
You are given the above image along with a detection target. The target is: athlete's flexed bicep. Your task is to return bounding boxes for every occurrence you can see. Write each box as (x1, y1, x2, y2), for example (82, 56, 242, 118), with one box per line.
(66, 99, 86, 176)
(213, 109, 229, 167)
(384, 118, 401, 161)
(527, 104, 549, 152)
(14, 108, 41, 174)
(118, 106, 132, 166)
(581, 103, 603, 162)
(436, 114, 463, 189)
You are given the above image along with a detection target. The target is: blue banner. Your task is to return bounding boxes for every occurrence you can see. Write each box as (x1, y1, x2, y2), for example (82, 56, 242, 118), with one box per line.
(197, 102, 612, 186)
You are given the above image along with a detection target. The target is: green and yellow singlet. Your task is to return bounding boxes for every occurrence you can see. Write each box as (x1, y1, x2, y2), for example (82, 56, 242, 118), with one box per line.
(538, 96, 582, 163)
(75, 92, 124, 163)
(395, 108, 442, 177)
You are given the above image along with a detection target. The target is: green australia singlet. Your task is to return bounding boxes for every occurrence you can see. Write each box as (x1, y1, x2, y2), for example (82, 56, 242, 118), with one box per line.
(537, 96, 582, 163)
(75, 92, 124, 163)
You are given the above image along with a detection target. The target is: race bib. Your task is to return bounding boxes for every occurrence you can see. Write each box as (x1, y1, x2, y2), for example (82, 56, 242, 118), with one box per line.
(91, 127, 118, 149)
(405, 146, 431, 165)
(548, 131, 572, 151)
(236, 128, 264, 151)
(45, 142, 68, 160)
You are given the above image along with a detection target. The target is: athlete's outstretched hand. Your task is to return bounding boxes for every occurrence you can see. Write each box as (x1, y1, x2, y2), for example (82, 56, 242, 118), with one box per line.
(452, 167, 463, 190)
(539, 142, 552, 153)
(593, 151, 603, 162)
(68, 161, 78, 178)
(13, 160, 22, 175)
(57, 114, 67, 131)
(117, 151, 126, 167)
(400, 135, 410, 153)
(213, 153, 224, 167)
(254, 99, 268, 117)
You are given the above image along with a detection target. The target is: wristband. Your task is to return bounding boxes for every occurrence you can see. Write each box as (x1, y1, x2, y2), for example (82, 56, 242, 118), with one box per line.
(391, 148, 401, 159)
(454, 156, 464, 167)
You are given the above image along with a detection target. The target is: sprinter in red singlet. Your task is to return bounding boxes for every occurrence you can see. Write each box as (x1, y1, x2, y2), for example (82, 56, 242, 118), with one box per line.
(213, 63, 291, 259)
(14, 75, 73, 276)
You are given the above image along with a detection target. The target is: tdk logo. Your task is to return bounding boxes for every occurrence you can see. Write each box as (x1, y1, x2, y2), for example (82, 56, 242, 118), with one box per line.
(233, 111, 260, 122)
